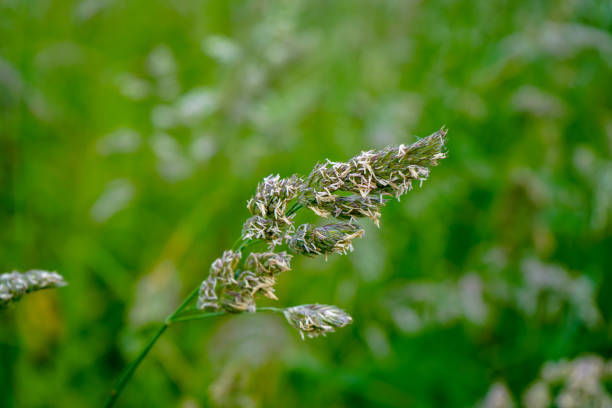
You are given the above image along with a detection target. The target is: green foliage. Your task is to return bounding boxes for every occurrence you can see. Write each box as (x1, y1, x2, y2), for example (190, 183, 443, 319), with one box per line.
(1, 0, 611, 407)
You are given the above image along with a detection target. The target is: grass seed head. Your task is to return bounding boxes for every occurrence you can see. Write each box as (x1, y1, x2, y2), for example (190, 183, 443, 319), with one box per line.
(288, 222, 365, 257)
(299, 127, 447, 219)
(200, 127, 447, 331)
(244, 251, 292, 275)
(0, 270, 67, 308)
(197, 250, 242, 310)
(241, 215, 294, 248)
(246, 174, 304, 220)
(283, 304, 353, 339)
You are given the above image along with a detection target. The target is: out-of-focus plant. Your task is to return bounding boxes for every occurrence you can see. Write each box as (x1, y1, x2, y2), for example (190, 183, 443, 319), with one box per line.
(382, 255, 601, 333)
(0, 270, 67, 309)
(479, 355, 612, 408)
(477, 382, 516, 408)
(104, 127, 448, 407)
(523, 355, 612, 408)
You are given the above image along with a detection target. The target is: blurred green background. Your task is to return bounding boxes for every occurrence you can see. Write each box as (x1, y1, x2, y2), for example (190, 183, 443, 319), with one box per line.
(2, 0, 612, 407)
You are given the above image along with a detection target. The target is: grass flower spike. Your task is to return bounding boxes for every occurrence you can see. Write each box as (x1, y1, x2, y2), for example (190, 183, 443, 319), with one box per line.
(241, 215, 287, 247)
(283, 304, 353, 340)
(302, 194, 388, 226)
(289, 222, 365, 257)
(106, 127, 448, 407)
(0, 270, 67, 308)
(298, 127, 447, 225)
(198, 251, 293, 312)
(242, 174, 305, 247)
(245, 251, 292, 275)
(197, 250, 242, 311)
(246, 174, 304, 220)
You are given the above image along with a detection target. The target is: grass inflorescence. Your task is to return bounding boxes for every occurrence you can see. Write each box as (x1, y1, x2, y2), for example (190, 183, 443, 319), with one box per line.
(105, 126, 448, 407)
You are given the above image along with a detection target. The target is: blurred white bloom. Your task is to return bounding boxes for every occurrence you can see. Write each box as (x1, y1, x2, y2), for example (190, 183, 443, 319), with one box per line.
(189, 134, 216, 163)
(591, 164, 612, 231)
(537, 23, 612, 64)
(202, 35, 242, 64)
(573, 147, 612, 231)
(151, 133, 193, 181)
(478, 22, 612, 86)
(242, 63, 267, 92)
(519, 257, 601, 327)
(74, 0, 115, 21)
(523, 382, 551, 408)
(147, 45, 177, 78)
(509, 168, 552, 206)
(26, 88, 54, 122)
(364, 323, 391, 359)
(482, 247, 509, 271)
(35, 42, 84, 69)
(572, 147, 597, 178)
(248, 83, 317, 143)
(385, 256, 601, 333)
(511, 85, 567, 118)
(478, 382, 515, 408)
(90, 179, 134, 223)
(157, 76, 180, 101)
(96, 128, 141, 155)
(0, 56, 51, 121)
(390, 305, 422, 334)
(116, 74, 151, 101)
(459, 274, 489, 326)
(0, 56, 23, 101)
(606, 119, 612, 152)
(176, 88, 218, 125)
(151, 105, 178, 129)
(524, 356, 612, 408)
(147, 45, 180, 100)
(385, 273, 489, 331)
(179, 398, 201, 408)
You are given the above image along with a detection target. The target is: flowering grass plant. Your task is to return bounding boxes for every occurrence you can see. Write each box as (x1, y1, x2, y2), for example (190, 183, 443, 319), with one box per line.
(104, 127, 448, 407)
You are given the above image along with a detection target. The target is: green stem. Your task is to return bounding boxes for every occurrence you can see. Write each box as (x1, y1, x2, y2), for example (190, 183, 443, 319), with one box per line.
(168, 311, 226, 324)
(170, 308, 284, 325)
(257, 306, 284, 313)
(169, 306, 283, 324)
(170, 287, 201, 319)
(105, 203, 304, 407)
(286, 203, 303, 217)
(104, 287, 201, 408)
(231, 236, 244, 251)
(104, 324, 168, 408)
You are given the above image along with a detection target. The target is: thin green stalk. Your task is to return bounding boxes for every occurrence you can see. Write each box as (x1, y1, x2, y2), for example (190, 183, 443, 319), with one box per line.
(168, 307, 283, 325)
(105, 287, 200, 408)
(286, 203, 302, 217)
(168, 311, 226, 324)
(104, 324, 169, 408)
(105, 204, 304, 407)
(231, 236, 244, 251)
(170, 286, 201, 319)
(257, 306, 284, 313)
